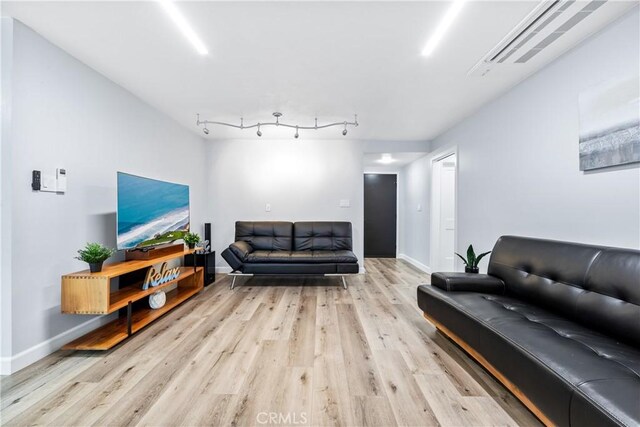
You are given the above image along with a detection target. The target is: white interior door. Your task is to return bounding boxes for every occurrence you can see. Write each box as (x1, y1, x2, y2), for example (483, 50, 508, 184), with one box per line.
(431, 153, 457, 272)
(438, 159, 456, 271)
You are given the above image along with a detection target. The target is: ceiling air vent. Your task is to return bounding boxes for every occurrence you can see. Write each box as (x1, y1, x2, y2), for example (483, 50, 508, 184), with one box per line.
(468, 0, 607, 76)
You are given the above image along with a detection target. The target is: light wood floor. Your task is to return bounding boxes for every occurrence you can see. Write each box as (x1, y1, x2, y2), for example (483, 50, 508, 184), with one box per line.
(0, 259, 540, 427)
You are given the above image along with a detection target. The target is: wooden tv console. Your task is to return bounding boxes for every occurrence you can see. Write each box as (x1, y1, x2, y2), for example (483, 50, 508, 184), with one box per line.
(61, 249, 203, 350)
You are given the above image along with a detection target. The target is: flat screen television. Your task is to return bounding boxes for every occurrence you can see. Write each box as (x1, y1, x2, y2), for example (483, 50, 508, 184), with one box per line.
(117, 172, 190, 250)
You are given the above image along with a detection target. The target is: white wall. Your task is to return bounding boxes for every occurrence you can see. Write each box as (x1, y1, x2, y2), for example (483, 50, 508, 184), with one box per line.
(430, 8, 640, 271)
(398, 155, 431, 272)
(2, 20, 207, 373)
(1, 17, 14, 370)
(207, 139, 364, 269)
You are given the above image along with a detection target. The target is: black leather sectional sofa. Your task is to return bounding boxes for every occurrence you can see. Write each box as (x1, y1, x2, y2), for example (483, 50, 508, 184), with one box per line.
(221, 221, 359, 288)
(418, 236, 640, 427)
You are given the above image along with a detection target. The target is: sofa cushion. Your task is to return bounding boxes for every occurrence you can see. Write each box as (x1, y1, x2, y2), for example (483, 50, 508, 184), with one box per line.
(247, 250, 358, 264)
(488, 236, 640, 347)
(579, 248, 640, 347)
(293, 222, 353, 251)
(571, 378, 640, 427)
(418, 284, 640, 427)
(235, 221, 293, 251)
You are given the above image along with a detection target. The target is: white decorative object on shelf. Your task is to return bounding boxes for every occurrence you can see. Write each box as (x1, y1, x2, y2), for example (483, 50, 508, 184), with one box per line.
(149, 291, 167, 309)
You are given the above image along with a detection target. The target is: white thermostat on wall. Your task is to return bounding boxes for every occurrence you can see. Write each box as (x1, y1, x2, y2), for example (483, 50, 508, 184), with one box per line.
(41, 172, 57, 193)
(31, 168, 67, 193)
(56, 168, 67, 193)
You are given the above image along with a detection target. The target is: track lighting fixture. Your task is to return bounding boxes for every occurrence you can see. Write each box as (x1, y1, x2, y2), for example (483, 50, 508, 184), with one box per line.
(196, 112, 358, 139)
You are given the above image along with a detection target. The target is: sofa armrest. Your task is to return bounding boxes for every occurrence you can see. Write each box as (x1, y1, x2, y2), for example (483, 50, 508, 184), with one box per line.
(229, 241, 253, 261)
(431, 272, 505, 294)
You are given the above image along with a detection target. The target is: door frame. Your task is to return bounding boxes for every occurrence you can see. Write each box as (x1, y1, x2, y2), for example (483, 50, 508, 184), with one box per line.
(363, 171, 400, 258)
(429, 146, 458, 273)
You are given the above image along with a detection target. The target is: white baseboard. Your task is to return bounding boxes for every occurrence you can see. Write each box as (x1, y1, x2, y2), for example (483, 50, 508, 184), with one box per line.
(398, 254, 432, 274)
(0, 314, 116, 375)
(0, 356, 11, 376)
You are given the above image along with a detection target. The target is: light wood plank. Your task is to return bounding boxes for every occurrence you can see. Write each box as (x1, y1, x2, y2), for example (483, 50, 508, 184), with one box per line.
(351, 396, 398, 427)
(373, 349, 440, 426)
(312, 287, 355, 426)
(336, 304, 385, 397)
(288, 294, 317, 367)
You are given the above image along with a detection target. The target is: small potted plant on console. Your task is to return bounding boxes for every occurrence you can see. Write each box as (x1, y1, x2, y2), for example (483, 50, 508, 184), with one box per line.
(456, 244, 491, 274)
(183, 232, 201, 250)
(75, 242, 115, 273)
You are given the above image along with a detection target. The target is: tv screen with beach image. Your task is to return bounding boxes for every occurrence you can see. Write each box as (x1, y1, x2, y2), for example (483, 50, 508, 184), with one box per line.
(117, 172, 190, 250)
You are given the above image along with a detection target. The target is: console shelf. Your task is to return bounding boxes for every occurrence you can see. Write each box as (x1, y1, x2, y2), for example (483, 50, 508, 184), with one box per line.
(108, 267, 199, 312)
(62, 285, 201, 350)
(61, 249, 203, 350)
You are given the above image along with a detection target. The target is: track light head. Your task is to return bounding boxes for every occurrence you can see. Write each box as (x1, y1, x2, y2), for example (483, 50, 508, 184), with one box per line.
(294, 126, 299, 139)
(203, 126, 209, 135)
(342, 129, 348, 136)
(257, 124, 262, 137)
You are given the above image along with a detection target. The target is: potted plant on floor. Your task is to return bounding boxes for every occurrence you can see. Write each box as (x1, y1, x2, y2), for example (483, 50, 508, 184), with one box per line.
(183, 232, 201, 249)
(456, 244, 491, 274)
(75, 242, 115, 273)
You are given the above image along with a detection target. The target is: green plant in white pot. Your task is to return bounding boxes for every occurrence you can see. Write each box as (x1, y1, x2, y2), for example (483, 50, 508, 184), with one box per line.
(456, 244, 491, 274)
(75, 242, 115, 273)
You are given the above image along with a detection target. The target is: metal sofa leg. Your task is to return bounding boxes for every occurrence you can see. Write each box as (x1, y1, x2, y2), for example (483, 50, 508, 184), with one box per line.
(229, 273, 253, 290)
(326, 274, 349, 290)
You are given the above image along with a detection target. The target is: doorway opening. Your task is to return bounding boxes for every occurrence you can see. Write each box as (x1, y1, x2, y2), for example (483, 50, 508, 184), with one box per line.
(430, 152, 457, 272)
(364, 174, 397, 258)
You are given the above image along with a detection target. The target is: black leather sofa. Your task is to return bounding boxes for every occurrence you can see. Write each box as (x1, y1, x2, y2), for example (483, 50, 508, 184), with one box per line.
(221, 221, 359, 289)
(418, 236, 640, 427)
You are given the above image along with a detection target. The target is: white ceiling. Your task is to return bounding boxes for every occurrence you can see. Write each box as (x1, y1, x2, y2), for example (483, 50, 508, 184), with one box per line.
(363, 152, 428, 168)
(2, 1, 636, 141)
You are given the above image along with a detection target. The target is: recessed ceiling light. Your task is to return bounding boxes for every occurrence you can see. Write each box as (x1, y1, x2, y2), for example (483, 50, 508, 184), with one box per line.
(422, 0, 466, 57)
(159, 0, 208, 55)
(378, 153, 396, 164)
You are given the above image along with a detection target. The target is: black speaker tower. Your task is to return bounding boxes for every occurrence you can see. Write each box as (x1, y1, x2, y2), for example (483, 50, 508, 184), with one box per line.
(204, 223, 212, 249)
(185, 222, 215, 286)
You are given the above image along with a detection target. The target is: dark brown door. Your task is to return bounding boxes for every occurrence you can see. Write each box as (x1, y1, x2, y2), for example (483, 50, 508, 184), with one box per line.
(364, 174, 397, 258)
